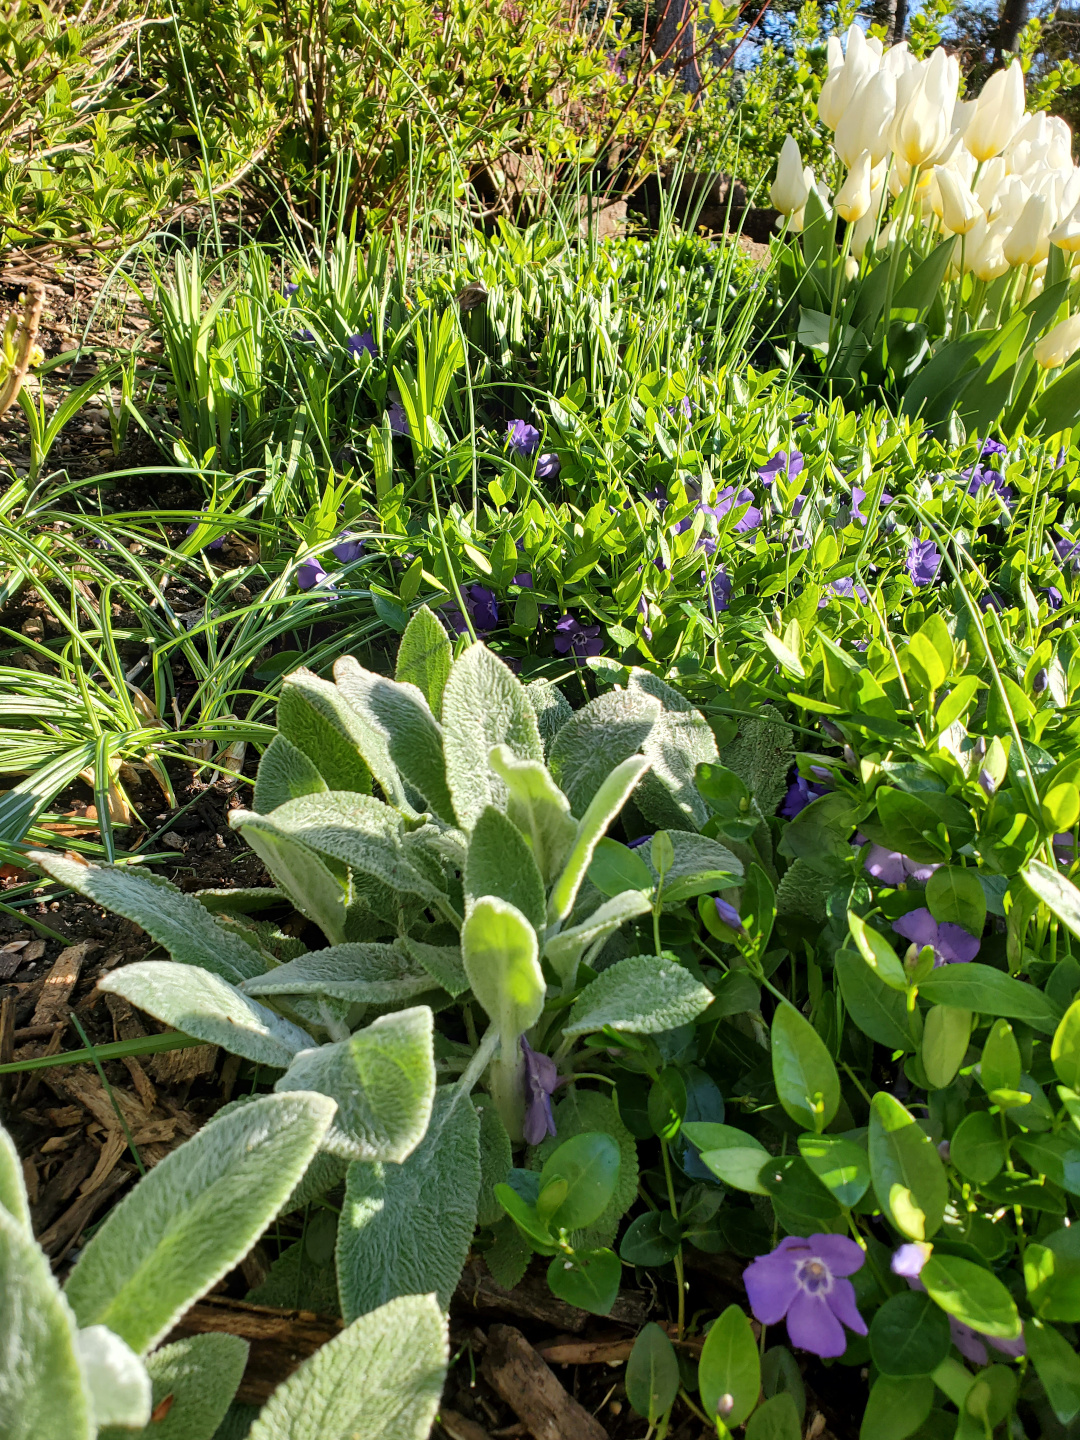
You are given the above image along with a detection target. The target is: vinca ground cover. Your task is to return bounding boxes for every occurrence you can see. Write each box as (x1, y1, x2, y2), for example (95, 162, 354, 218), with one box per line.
(7, 32, 1080, 1440)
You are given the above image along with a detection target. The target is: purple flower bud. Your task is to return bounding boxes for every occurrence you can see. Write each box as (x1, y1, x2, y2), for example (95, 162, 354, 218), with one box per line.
(891, 1243, 931, 1279)
(521, 1037, 559, 1146)
(1045, 586, 1064, 612)
(282, 283, 299, 298)
(1033, 667, 1049, 695)
(978, 769, 997, 798)
(713, 896, 744, 934)
(627, 834, 653, 849)
(536, 452, 561, 480)
(937, 1140, 951, 1163)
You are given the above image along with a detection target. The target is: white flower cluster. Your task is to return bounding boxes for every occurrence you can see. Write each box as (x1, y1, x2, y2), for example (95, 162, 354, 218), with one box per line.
(770, 30, 1080, 368)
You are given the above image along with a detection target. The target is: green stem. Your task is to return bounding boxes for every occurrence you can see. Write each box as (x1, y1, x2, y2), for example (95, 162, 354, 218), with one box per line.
(659, 1137, 686, 1339)
(879, 167, 920, 348)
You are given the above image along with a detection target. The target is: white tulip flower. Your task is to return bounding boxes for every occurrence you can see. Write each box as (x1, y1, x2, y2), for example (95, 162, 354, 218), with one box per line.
(771, 136, 812, 216)
(937, 168, 983, 235)
(1034, 313, 1080, 368)
(892, 47, 957, 169)
(963, 60, 1025, 162)
(835, 69, 897, 167)
(1003, 192, 1050, 266)
(835, 150, 874, 223)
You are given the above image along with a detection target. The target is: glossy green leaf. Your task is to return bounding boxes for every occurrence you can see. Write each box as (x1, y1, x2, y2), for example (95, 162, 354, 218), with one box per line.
(921, 1004, 972, 1089)
(869, 1291, 951, 1377)
(771, 1001, 840, 1132)
(869, 1092, 947, 1240)
(539, 1132, 621, 1231)
(1052, 998, 1080, 1090)
(1026, 1317, 1080, 1425)
(625, 1324, 679, 1423)
(797, 1133, 870, 1207)
(920, 1254, 1021, 1339)
(916, 964, 1060, 1034)
(461, 897, 544, 1047)
(746, 1393, 801, 1440)
(698, 1305, 760, 1427)
(684, 1122, 770, 1195)
(950, 1111, 1007, 1185)
(858, 1374, 934, 1440)
(926, 867, 986, 936)
(546, 1248, 621, 1315)
(847, 910, 907, 991)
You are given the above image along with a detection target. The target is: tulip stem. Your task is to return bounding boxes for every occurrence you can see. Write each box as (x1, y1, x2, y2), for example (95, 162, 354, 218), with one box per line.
(879, 166, 919, 354)
(826, 222, 855, 374)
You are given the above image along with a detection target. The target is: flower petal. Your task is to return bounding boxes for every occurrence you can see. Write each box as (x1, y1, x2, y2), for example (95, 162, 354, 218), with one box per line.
(825, 1278, 867, 1336)
(786, 1290, 847, 1358)
(892, 908, 939, 949)
(743, 1253, 800, 1325)
(807, 1233, 865, 1276)
(949, 1319, 988, 1366)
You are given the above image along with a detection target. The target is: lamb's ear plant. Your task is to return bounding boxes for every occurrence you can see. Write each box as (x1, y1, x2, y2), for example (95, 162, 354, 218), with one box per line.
(30, 605, 741, 1318)
(0, 1097, 447, 1440)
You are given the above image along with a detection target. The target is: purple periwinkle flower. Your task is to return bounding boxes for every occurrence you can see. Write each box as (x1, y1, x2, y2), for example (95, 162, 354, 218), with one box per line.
(1033, 667, 1049, 695)
(282, 283, 299, 298)
(780, 774, 828, 819)
(743, 1234, 867, 1359)
(387, 399, 410, 436)
(507, 419, 541, 458)
(702, 566, 732, 612)
(758, 450, 804, 485)
(554, 614, 603, 658)
(850, 487, 894, 524)
(713, 896, 745, 933)
(445, 584, 500, 635)
(521, 1037, 558, 1146)
(1046, 586, 1064, 611)
(346, 331, 376, 360)
(862, 845, 939, 886)
(978, 769, 997, 798)
(978, 437, 1007, 459)
(906, 539, 942, 587)
(512, 571, 533, 588)
(536, 452, 561, 480)
(892, 907, 980, 966)
(708, 486, 762, 533)
(332, 531, 365, 563)
(1055, 536, 1080, 569)
(296, 556, 335, 591)
(292, 328, 317, 344)
(967, 467, 1013, 504)
(979, 591, 1003, 613)
(819, 577, 868, 606)
(644, 484, 668, 510)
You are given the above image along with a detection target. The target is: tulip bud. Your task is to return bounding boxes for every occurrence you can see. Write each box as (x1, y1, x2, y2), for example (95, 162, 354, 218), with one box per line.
(835, 69, 897, 166)
(1048, 116, 1073, 170)
(1005, 112, 1047, 175)
(819, 25, 880, 132)
(892, 49, 957, 169)
(771, 136, 812, 216)
(964, 59, 1025, 163)
(1035, 313, 1080, 369)
(1003, 192, 1050, 266)
(937, 168, 982, 235)
(975, 156, 1007, 214)
(1050, 202, 1080, 253)
(835, 149, 873, 223)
